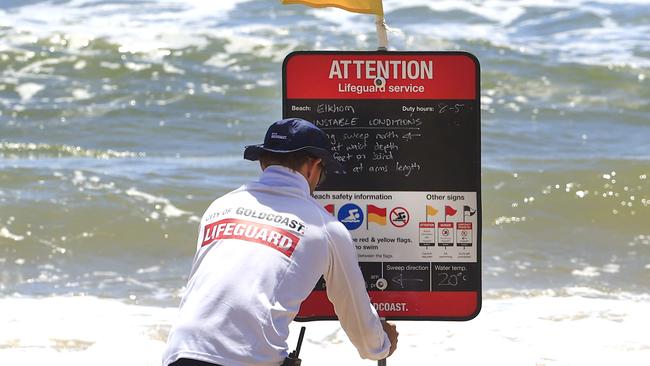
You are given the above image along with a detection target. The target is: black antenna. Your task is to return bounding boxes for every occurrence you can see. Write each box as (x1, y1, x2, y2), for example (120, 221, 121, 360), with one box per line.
(282, 326, 307, 366)
(295, 326, 306, 357)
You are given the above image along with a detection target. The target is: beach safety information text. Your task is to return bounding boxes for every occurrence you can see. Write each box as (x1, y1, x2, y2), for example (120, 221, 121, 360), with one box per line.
(283, 51, 481, 321)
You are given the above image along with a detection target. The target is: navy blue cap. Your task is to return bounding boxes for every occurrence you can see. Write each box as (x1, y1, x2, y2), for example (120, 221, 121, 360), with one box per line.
(244, 118, 345, 174)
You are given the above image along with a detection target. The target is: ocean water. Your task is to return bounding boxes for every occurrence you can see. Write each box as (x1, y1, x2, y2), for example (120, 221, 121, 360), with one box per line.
(0, 0, 648, 364)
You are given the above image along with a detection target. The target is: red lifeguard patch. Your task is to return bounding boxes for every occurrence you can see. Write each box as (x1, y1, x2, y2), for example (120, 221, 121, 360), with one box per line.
(202, 218, 301, 257)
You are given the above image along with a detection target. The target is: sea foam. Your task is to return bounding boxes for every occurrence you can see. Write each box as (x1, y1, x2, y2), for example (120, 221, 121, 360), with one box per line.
(1, 291, 649, 365)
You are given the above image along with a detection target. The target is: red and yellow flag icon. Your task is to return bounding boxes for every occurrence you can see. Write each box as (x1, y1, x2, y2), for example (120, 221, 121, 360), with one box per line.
(367, 204, 387, 226)
(324, 204, 335, 216)
(281, 0, 384, 16)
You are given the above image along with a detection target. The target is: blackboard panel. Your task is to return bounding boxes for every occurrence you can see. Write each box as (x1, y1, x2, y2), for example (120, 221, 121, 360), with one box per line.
(286, 99, 479, 191)
(283, 51, 481, 321)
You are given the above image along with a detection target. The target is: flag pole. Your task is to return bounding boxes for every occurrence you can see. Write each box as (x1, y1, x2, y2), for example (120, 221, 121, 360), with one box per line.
(366, 205, 369, 230)
(375, 14, 388, 51)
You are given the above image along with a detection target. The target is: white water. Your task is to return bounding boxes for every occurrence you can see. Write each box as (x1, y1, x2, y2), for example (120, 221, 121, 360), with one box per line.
(1, 290, 649, 365)
(1, 0, 648, 66)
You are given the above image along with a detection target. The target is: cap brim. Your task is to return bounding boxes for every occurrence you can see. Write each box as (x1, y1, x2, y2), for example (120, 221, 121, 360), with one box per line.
(243, 144, 265, 162)
(243, 145, 345, 174)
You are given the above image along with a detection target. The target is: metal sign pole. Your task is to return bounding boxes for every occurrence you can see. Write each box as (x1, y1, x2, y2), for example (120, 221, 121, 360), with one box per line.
(378, 317, 387, 365)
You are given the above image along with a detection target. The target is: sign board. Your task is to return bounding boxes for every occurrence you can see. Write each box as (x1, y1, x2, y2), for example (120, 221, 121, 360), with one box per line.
(283, 51, 481, 321)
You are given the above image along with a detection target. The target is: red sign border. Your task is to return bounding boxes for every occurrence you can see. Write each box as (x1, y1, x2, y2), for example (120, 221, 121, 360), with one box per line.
(298, 291, 480, 320)
(283, 50, 479, 100)
(283, 51, 482, 322)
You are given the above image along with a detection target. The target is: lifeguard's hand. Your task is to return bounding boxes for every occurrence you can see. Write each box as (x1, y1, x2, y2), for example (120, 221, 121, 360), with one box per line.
(381, 320, 399, 357)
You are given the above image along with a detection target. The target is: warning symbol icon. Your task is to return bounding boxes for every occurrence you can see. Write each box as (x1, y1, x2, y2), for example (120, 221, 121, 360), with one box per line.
(456, 222, 473, 247)
(389, 207, 410, 228)
(438, 222, 454, 247)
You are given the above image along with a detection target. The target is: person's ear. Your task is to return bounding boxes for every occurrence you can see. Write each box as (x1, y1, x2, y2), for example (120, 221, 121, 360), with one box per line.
(305, 157, 322, 192)
(305, 157, 319, 179)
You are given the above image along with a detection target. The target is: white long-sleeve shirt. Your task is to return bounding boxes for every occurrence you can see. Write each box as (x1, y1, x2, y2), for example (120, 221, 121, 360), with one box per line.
(163, 166, 390, 366)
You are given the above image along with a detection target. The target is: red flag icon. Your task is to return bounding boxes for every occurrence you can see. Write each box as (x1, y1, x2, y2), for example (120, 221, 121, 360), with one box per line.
(444, 205, 457, 222)
(445, 205, 457, 217)
(324, 204, 335, 216)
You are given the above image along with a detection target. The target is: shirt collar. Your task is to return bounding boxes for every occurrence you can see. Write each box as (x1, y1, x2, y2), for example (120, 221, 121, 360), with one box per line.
(256, 165, 310, 195)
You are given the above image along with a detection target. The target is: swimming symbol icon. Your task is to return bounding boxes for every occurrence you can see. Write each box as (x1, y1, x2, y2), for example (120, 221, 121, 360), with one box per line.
(341, 209, 360, 223)
(337, 203, 364, 230)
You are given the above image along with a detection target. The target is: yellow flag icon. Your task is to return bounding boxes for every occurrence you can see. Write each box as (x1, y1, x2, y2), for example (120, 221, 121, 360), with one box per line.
(281, 0, 384, 16)
(426, 205, 439, 218)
